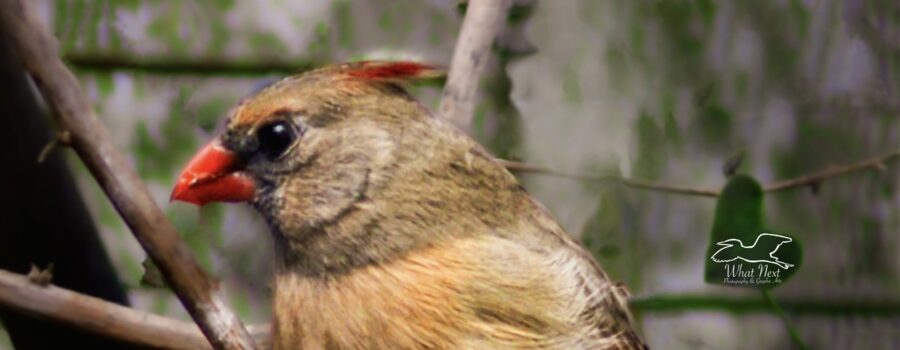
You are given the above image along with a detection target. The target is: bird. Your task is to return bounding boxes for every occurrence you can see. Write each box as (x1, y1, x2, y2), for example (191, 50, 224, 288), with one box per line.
(710, 233, 795, 270)
(171, 61, 648, 350)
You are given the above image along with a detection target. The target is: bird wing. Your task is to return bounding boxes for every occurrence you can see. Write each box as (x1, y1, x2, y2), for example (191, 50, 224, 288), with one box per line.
(433, 128, 649, 349)
(515, 193, 649, 350)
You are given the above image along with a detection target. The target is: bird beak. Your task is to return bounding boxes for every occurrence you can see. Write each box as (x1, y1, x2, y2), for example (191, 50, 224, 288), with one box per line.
(170, 139, 256, 206)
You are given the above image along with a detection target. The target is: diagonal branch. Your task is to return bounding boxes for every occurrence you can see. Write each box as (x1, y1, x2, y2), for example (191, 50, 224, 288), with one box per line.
(763, 150, 900, 192)
(630, 292, 900, 316)
(0, 269, 270, 350)
(499, 150, 900, 197)
(497, 159, 721, 197)
(440, 0, 512, 129)
(0, 1, 255, 349)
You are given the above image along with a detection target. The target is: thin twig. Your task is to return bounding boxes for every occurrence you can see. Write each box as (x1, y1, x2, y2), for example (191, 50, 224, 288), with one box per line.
(763, 150, 900, 192)
(762, 289, 809, 350)
(499, 150, 900, 197)
(630, 292, 900, 316)
(439, 0, 512, 129)
(36, 130, 70, 163)
(25, 263, 54, 286)
(615, 178, 721, 197)
(0, 1, 256, 349)
(0, 269, 270, 350)
(498, 159, 721, 197)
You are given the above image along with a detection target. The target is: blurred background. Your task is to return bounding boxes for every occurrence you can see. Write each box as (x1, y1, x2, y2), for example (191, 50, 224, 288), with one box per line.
(0, 0, 898, 349)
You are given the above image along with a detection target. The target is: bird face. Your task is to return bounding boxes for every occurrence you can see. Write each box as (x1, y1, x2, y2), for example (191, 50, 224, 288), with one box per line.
(169, 62, 650, 349)
(172, 62, 439, 202)
(171, 61, 445, 271)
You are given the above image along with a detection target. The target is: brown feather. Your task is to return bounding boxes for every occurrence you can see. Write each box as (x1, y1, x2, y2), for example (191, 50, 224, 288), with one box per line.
(223, 62, 648, 349)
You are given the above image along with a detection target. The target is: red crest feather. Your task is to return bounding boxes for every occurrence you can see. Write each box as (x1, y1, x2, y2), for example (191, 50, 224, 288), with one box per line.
(340, 61, 445, 82)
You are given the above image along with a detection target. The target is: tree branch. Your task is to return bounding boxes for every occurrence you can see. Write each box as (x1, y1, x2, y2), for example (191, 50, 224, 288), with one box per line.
(763, 150, 900, 192)
(0, 270, 270, 350)
(4, 267, 899, 350)
(0, 1, 256, 349)
(64, 53, 317, 76)
(499, 150, 900, 197)
(631, 293, 900, 316)
(439, 0, 512, 129)
(498, 159, 721, 197)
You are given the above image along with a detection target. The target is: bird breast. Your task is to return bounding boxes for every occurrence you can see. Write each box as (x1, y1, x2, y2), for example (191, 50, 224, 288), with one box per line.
(271, 233, 613, 350)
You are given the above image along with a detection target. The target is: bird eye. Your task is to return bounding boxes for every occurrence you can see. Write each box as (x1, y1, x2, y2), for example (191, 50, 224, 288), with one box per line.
(256, 121, 296, 159)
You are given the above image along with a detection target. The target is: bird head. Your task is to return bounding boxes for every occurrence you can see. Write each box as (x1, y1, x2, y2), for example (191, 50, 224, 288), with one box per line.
(171, 61, 443, 203)
(170, 61, 516, 274)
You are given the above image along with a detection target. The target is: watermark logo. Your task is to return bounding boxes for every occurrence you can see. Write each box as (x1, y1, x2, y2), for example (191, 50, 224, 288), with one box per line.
(709, 233, 797, 286)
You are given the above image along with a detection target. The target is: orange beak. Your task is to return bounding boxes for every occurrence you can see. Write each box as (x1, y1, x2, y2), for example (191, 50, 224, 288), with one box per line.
(170, 140, 256, 206)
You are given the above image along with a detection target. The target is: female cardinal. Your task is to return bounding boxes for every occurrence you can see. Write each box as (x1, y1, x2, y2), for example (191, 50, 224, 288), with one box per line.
(171, 61, 647, 350)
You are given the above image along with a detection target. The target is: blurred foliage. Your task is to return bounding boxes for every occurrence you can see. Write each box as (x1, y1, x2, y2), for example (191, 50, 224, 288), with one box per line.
(569, 6, 898, 348)
(704, 175, 802, 288)
(15, 1, 898, 349)
(0, 324, 7, 350)
(133, 89, 197, 183)
(582, 185, 646, 291)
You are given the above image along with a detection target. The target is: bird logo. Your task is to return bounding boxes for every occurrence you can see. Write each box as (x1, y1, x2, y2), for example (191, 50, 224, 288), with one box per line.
(710, 233, 795, 270)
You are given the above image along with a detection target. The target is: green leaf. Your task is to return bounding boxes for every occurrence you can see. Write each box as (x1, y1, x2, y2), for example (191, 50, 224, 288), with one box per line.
(662, 96, 683, 151)
(132, 89, 198, 183)
(213, 0, 236, 10)
(139, 258, 167, 289)
(307, 22, 331, 58)
(562, 63, 582, 103)
(195, 97, 230, 132)
(147, 5, 188, 54)
(704, 175, 802, 289)
(581, 187, 643, 289)
(249, 31, 288, 55)
(633, 113, 666, 179)
(696, 0, 716, 26)
(95, 72, 114, 98)
(334, 0, 354, 48)
(694, 104, 732, 148)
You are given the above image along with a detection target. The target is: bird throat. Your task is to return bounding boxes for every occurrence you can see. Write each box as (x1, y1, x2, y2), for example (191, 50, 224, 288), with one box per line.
(265, 193, 437, 278)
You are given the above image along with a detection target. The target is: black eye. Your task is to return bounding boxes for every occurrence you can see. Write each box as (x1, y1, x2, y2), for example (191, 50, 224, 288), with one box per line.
(257, 121, 296, 159)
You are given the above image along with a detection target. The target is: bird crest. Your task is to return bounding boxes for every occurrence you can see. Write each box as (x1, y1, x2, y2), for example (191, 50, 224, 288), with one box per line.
(335, 61, 446, 83)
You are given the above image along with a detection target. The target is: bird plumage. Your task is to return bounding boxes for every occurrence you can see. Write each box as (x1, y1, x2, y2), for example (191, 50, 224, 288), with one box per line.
(173, 61, 647, 349)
